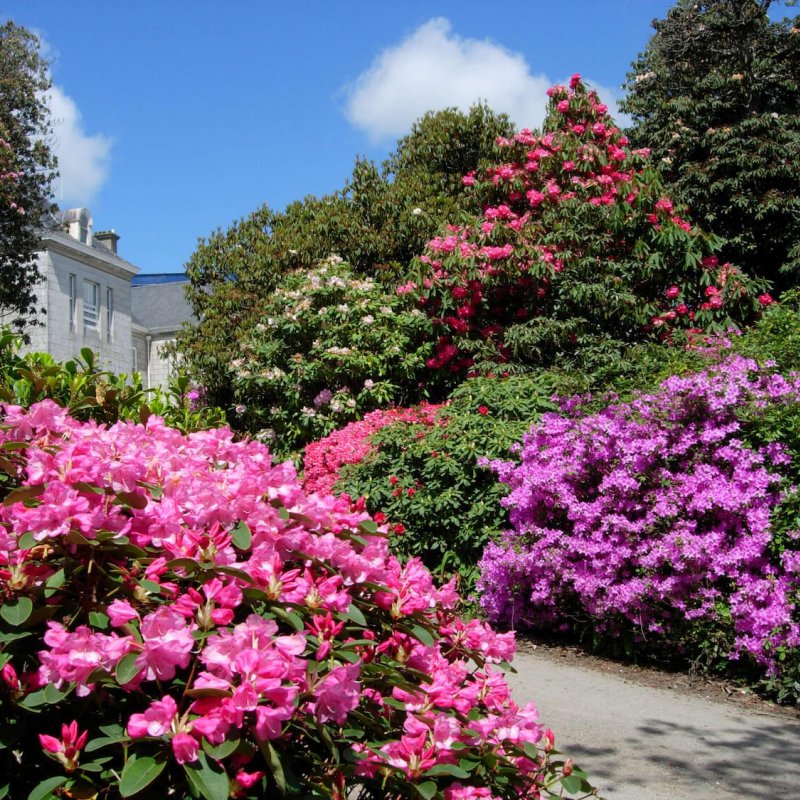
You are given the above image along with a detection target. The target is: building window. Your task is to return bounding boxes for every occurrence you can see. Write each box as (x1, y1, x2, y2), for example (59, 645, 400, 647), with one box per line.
(83, 280, 99, 331)
(68, 274, 77, 332)
(106, 287, 114, 341)
(131, 346, 138, 373)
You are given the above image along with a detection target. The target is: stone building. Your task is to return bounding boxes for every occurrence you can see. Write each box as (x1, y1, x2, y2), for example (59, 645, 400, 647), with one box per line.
(17, 208, 194, 388)
(131, 274, 196, 389)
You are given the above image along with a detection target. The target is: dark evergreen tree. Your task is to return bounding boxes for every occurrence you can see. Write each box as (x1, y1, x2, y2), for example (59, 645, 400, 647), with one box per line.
(0, 22, 57, 330)
(620, 0, 800, 292)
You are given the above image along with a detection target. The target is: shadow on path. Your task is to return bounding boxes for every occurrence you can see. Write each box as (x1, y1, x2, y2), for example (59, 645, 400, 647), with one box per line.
(506, 649, 800, 799)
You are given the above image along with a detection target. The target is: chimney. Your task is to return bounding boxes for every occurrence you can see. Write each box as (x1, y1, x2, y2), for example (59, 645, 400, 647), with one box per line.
(63, 208, 93, 245)
(94, 229, 120, 255)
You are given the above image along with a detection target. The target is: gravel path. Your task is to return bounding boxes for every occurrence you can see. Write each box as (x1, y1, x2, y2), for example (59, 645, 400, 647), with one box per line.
(506, 647, 800, 799)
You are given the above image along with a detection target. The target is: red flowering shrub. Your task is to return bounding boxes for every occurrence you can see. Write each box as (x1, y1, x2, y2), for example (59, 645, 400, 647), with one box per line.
(311, 374, 570, 590)
(406, 76, 769, 377)
(303, 403, 444, 495)
(0, 401, 591, 799)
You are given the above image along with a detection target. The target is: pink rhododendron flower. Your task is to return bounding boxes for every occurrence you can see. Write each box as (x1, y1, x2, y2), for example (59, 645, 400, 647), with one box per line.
(312, 662, 361, 724)
(39, 721, 88, 773)
(128, 695, 179, 738)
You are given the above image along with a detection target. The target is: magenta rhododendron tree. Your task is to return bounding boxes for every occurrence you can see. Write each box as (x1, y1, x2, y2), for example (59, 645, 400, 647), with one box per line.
(0, 401, 593, 799)
(479, 355, 800, 676)
(405, 76, 770, 378)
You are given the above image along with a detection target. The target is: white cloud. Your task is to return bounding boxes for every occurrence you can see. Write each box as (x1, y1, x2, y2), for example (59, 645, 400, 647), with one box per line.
(46, 85, 112, 207)
(344, 18, 629, 141)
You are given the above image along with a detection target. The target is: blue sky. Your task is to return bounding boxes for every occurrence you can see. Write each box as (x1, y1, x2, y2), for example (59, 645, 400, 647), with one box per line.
(3, 1, 678, 274)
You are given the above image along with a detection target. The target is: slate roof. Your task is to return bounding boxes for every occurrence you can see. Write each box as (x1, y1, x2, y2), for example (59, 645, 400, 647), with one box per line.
(131, 279, 195, 331)
(131, 273, 191, 286)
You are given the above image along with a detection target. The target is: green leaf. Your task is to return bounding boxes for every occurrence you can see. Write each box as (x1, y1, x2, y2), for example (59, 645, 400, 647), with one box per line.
(212, 565, 253, 583)
(184, 752, 229, 800)
(43, 568, 66, 598)
(27, 775, 68, 800)
(115, 652, 142, 685)
(165, 557, 201, 572)
(88, 611, 109, 629)
(119, 754, 167, 798)
(0, 630, 31, 644)
(64, 530, 92, 546)
(43, 683, 70, 703)
(230, 521, 252, 550)
(114, 491, 148, 510)
(258, 739, 286, 795)
(409, 624, 435, 647)
(203, 735, 240, 760)
(271, 606, 304, 632)
(345, 603, 367, 627)
(0, 596, 33, 626)
(521, 741, 540, 761)
(415, 781, 437, 800)
(17, 531, 38, 550)
(423, 763, 470, 778)
(79, 756, 113, 772)
(3, 484, 45, 506)
(18, 687, 48, 709)
(85, 733, 129, 752)
(560, 774, 583, 794)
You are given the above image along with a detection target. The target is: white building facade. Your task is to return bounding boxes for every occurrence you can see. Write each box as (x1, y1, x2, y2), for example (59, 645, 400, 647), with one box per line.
(18, 208, 194, 388)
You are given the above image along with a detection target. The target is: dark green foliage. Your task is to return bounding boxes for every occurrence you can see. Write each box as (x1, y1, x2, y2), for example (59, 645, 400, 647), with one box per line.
(382, 103, 517, 276)
(621, 0, 800, 290)
(177, 105, 514, 411)
(0, 22, 57, 329)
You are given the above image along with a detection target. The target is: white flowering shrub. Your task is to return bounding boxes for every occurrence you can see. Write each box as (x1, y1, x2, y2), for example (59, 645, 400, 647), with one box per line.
(233, 258, 437, 459)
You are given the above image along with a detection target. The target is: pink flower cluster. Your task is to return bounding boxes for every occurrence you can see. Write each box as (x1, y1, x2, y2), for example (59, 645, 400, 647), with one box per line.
(0, 400, 572, 798)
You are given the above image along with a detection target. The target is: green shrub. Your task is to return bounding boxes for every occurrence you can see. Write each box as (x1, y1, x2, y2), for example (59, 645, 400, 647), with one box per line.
(333, 372, 576, 590)
(0, 328, 226, 433)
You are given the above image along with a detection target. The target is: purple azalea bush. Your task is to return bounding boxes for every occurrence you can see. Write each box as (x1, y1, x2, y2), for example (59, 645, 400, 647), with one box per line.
(478, 355, 800, 674)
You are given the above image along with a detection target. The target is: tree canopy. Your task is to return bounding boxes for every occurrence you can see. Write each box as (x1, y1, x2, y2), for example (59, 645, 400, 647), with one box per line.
(0, 22, 57, 330)
(620, 0, 800, 292)
(178, 104, 514, 408)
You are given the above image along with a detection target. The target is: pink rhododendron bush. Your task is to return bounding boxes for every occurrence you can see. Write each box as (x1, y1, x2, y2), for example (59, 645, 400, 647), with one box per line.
(478, 355, 800, 680)
(405, 76, 770, 378)
(0, 401, 594, 800)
